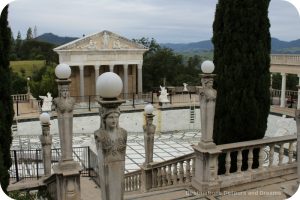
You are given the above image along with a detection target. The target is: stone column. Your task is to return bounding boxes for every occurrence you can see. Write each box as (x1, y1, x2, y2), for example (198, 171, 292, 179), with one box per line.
(280, 73, 286, 107)
(94, 98, 127, 200)
(123, 64, 129, 98)
(297, 75, 300, 109)
(79, 65, 85, 102)
(137, 64, 143, 96)
(53, 78, 81, 200)
(94, 65, 100, 96)
(109, 64, 114, 72)
(40, 121, 52, 176)
(192, 73, 220, 192)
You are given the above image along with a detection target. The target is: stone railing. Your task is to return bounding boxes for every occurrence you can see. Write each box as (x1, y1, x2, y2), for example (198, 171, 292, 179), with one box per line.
(133, 153, 196, 192)
(11, 93, 29, 102)
(217, 135, 297, 188)
(192, 134, 297, 192)
(124, 170, 142, 192)
(150, 153, 195, 189)
(271, 54, 300, 66)
(271, 89, 298, 98)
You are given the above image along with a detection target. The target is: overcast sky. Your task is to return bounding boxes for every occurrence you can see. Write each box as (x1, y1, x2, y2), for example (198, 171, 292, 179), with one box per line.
(2, 0, 300, 43)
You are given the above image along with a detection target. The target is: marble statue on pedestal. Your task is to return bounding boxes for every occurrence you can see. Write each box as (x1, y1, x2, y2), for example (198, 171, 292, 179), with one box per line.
(159, 86, 169, 103)
(39, 92, 53, 112)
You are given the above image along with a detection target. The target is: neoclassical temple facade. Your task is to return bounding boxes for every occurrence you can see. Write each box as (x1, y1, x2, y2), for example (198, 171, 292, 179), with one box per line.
(54, 30, 148, 97)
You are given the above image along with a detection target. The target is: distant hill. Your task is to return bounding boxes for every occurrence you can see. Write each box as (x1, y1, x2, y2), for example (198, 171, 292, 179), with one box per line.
(35, 33, 300, 54)
(162, 38, 300, 54)
(35, 33, 78, 46)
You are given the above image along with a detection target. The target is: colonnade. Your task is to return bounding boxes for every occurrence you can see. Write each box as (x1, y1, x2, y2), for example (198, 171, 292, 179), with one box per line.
(71, 63, 143, 97)
(276, 73, 300, 109)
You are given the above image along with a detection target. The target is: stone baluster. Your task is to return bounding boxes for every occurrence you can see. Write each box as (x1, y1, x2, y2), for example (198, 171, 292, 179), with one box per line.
(279, 143, 284, 166)
(167, 164, 172, 185)
(157, 168, 162, 187)
(248, 148, 253, 171)
(258, 146, 264, 170)
(132, 175, 137, 191)
(237, 150, 242, 173)
(288, 142, 294, 164)
(125, 177, 128, 191)
(269, 144, 274, 167)
(162, 166, 167, 186)
(225, 151, 231, 175)
(179, 161, 184, 184)
(186, 159, 191, 182)
(129, 176, 132, 191)
(152, 169, 157, 188)
(192, 158, 195, 177)
(173, 163, 178, 185)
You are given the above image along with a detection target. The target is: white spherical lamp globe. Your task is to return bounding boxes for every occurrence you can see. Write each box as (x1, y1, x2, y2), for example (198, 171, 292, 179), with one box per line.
(201, 60, 215, 74)
(39, 112, 50, 124)
(96, 72, 123, 98)
(144, 104, 154, 114)
(55, 63, 71, 79)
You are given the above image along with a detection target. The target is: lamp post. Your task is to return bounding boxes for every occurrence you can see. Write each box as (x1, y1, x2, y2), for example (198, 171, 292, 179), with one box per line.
(94, 72, 127, 200)
(192, 60, 220, 192)
(39, 112, 52, 176)
(143, 103, 156, 167)
(52, 63, 81, 200)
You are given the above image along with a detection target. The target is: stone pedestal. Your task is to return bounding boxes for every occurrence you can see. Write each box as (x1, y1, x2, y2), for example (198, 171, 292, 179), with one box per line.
(192, 145, 221, 192)
(94, 99, 127, 200)
(53, 161, 81, 200)
(140, 165, 153, 192)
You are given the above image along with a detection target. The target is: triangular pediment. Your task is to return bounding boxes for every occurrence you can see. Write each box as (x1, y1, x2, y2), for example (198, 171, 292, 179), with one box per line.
(54, 30, 147, 51)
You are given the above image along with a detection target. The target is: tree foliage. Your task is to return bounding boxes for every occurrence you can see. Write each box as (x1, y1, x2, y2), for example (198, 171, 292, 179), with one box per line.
(29, 65, 58, 98)
(0, 5, 14, 193)
(212, 0, 271, 173)
(134, 38, 202, 91)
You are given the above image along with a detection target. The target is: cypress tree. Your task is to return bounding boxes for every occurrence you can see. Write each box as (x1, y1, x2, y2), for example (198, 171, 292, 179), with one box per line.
(0, 5, 14, 193)
(212, 0, 271, 173)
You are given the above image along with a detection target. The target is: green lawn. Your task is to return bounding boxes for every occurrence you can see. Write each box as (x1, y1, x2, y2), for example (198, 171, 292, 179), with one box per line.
(10, 60, 45, 77)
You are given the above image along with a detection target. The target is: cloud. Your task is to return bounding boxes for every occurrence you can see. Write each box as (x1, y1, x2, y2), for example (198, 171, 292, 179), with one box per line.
(3, 0, 300, 43)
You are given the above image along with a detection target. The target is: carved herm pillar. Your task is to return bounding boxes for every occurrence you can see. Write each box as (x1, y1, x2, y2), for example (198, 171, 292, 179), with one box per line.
(198, 74, 217, 149)
(52, 64, 81, 200)
(94, 99, 127, 200)
(39, 113, 52, 176)
(192, 61, 220, 192)
(143, 113, 156, 166)
(94, 72, 127, 200)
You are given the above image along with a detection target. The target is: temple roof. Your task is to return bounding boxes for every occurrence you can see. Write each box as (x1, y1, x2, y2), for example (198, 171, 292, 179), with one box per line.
(54, 30, 148, 52)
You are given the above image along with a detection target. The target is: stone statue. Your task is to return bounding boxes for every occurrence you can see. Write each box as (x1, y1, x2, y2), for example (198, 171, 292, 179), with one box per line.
(159, 86, 170, 103)
(143, 114, 156, 166)
(39, 92, 53, 112)
(94, 105, 127, 200)
(183, 83, 189, 92)
(113, 39, 121, 49)
(102, 32, 110, 48)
